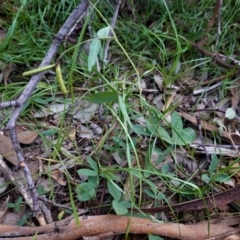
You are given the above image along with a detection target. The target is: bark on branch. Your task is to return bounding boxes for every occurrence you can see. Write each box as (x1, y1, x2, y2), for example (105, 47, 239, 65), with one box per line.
(0, 215, 238, 240)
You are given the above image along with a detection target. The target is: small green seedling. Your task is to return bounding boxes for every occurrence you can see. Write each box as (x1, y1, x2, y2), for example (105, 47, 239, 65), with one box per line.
(7, 197, 24, 213)
(138, 111, 196, 146)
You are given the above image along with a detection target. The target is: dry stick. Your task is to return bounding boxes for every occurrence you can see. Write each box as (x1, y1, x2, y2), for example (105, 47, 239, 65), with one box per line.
(191, 42, 240, 70)
(192, 0, 240, 71)
(102, 0, 121, 118)
(193, 82, 222, 95)
(94, 0, 121, 122)
(196, 0, 222, 48)
(0, 155, 46, 225)
(103, 0, 121, 63)
(135, 184, 240, 214)
(196, 116, 210, 164)
(0, 0, 89, 216)
(0, 101, 20, 109)
(215, 0, 223, 51)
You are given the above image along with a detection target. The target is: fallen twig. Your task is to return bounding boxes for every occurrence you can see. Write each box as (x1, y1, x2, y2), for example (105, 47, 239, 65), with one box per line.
(134, 184, 240, 214)
(103, 0, 121, 63)
(196, 0, 222, 48)
(191, 42, 239, 69)
(0, 155, 46, 225)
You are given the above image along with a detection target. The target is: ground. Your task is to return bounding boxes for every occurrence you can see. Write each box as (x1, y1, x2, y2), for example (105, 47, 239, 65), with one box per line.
(0, 0, 240, 239)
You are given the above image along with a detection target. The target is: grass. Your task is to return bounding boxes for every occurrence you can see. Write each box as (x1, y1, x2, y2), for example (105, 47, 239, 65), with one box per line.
(1, 0, 240, 231)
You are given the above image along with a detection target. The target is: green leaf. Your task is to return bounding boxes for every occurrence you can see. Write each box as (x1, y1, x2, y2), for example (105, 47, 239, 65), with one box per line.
(171, 112, 196, 145)
(40, 129, 59, 136)
(107, 181, 122, 201)
(16, 197, 23, 205)
(201, 173, 210, 183)
(7, 203, 16, 208)
(146, 116, 173, 144)
(88, 176, 99, 188)
(118, 96, 133, 128)
(119, 200, 132, 208)
(32, 97, 49, 105)
(172, 127, 196, 145)
(128, 168, 142, 178)
(77, 169, 97, 177)
(171, 111, 183, 129)
(209, 154, 218, 175)
(17, 213, 31, 226)
(161, 163, 170, 174)
(144, 142, 156, 177)
(75, 183, 95, 201)
(132, 124, 152, 136)
(157, 126, 174, 144)
(112, 200, 128, 215)
(144, 189, 156, 199)
(37, 185, 49, 195)
(112, 136, 126, 148)
(148, 234, 164, 240)
(97, 26, 111, 38)
(89, 91, 118, 104)
(144, 178, 158, 195)
(98, 45, 104, 60)
(213, 174, 231, 183)
(86, 156, 98, 172)
(100, 172, 121, 182)
(21, 99, 30, 113)
(88, 39, 101, 71)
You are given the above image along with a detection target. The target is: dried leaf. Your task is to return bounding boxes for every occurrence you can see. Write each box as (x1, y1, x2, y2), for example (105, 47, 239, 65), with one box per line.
(230, 133, 240, 145)
(50, 171, 66, 186)
(73, 102, 98, 122)
(180, 67, 195, 82)
(78, 125, 93, 139)
(230, 77, 240, 110)
(154, 73, 163, 90)
(0, 30, 7, 41)
(28, 160, 39, 176)
(0, 60, 13, 85)
(0, 177, 7, 194)
(17, 130, 38, 144)
(179, 112, 231, 142)
(0, 196, 9, 223)
(190, 144, 240, 157)
(0, 134, 18, 165)
(33, 103, 70, 118)
(36, 178, 53, 193)
(2, 212, 20, 225)
(90, 123, 103, 135)
(66, 127, 76, 141)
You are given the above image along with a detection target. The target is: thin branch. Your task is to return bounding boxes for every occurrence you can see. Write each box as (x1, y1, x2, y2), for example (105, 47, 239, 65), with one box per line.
(215, 0, 223, 51)
(196, 0, 222, 47)
(0, 155, 46, 225)
(103, 0, 121, 63)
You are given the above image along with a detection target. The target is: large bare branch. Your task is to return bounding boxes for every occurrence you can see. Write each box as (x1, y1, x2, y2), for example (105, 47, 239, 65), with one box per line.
(0, 214, 238, 240)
